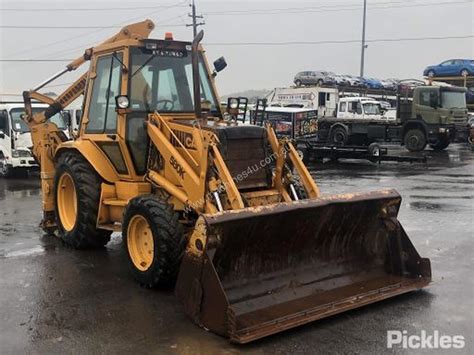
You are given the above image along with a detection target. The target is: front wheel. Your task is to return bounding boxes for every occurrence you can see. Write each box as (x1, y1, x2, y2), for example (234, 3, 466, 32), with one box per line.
(0, 158, 12, 178)
(123, 196, 186, 288)
(460, 69, 469, 77)
(54, 152, 111, 249)
(330, 126, 348, 145)
(404, 129, 427, 152)
(427, 70, 435, 77)
(295, 79, 302, 87)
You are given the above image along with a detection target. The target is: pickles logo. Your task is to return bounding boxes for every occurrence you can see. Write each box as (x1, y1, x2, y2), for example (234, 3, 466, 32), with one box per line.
(387, 330, 465, 349)
(170, 156, 185, 179)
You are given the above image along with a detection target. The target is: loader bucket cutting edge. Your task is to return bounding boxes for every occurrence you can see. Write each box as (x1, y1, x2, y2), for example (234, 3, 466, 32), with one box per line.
(175, 189, 431, 343)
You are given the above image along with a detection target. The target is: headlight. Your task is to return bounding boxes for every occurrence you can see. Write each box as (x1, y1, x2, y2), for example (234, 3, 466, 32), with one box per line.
(228, 98, 239, 109)
(438, 128, 446, 133)
(115, 95, 130, 109)
(11, 149, 20, 158)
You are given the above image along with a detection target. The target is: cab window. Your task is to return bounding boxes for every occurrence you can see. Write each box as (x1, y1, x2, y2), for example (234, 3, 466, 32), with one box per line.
(86, 53, 123, 133)
(420, 92, 431, 106)
(0, 110, 9, 135)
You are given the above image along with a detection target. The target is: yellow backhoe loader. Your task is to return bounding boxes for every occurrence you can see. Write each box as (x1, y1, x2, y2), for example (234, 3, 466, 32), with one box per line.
(22, 20, 431, 343)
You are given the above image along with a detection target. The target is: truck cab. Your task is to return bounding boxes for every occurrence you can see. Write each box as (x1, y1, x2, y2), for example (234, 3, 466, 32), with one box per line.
(0, 103, 68, 177)
(336, 97, 388, 121)
(399, 86, 468, 150)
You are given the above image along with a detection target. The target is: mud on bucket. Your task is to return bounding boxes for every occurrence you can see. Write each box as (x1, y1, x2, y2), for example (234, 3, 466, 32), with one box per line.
(175, 189, 431, 343)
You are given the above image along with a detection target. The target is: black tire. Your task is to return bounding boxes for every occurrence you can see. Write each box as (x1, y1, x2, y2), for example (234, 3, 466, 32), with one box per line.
(404, 128, 427, 152)
(427, 70, 435, 77)
(295, 79, 302, 87)
(297, 146, 310, 164)
(0, 153, 13, 178)
(368, 142, 381, 157)
(460, 69, 469, 77)
(317, 79, 324, 86)
(54, 151, 111, 249)
(123, 196, 186, 288)
(329, 126, 348, 145)
(429, 137, 450, 151)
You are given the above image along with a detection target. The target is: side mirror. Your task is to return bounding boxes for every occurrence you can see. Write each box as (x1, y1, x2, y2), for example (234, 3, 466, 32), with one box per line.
(0, 130, 5, 139)
(62, 111, 72, 128)
(75, 111, 82, 126)
(213, 57, 227, 75)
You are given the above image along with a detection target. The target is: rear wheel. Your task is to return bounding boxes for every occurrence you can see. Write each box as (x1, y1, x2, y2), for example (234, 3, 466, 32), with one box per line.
(54, 152, 111, 249)
(330, 126, 348, 145)
(460, 69, 469, 77)
(404, 129, 427, 152)
(317, 79, 324, 86)
(297, 146, 310, 164)
(123, 196, 186, 288)
(429, 137, 450, 151)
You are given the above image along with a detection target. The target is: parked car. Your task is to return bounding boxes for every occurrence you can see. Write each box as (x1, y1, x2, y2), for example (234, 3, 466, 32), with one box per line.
(343, 75, 364, 87)
(294, 71, 335, 86)
(423, 59, 474, 77)
(397, 79, 425, 94)
(361, 77, 384, 89)
(330, 73, 349, 86)
(380, 78, 397, 91)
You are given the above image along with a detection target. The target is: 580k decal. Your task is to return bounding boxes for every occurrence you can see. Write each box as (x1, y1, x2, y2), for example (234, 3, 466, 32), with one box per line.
(170, 156, 185, 179)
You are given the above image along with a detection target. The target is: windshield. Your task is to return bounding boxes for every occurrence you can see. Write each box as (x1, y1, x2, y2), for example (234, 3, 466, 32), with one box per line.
(441, 91, 466, 109)
(10, 107, 67, 133)
(129, 47, 219, 114)
(362, 103, 381, 115)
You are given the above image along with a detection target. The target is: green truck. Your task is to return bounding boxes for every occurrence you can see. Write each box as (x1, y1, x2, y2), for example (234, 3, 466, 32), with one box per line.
(398, 85, 468, 151)
(317, 85, 469, 152)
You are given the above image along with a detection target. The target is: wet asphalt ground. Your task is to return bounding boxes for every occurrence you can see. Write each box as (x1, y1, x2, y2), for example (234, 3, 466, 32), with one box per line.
(0, 144, 473, 354)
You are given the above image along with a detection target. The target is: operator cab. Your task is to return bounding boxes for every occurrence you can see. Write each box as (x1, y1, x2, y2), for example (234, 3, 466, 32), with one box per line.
(80, 34, 227, 178)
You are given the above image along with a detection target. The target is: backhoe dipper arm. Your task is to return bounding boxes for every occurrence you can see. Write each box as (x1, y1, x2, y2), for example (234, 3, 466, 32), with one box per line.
(20, 19, 156, 232)
(23, 19, 155, 127)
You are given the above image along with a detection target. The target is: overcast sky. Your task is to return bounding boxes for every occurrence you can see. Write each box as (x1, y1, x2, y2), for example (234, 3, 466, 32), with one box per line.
(0, 0, 472, 99)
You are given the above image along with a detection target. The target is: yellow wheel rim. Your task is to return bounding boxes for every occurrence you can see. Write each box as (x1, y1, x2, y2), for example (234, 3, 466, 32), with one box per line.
(57, 172, 78, 232)
(127, 215, 154, 271)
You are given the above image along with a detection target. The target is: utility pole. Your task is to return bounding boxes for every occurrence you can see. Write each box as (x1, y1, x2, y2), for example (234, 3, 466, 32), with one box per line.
(187, 0, 205, 38)
(359, 0, 367, 77)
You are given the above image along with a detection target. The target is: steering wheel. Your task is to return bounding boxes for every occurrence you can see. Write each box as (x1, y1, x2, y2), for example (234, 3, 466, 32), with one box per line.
(157, 99, 175, 111)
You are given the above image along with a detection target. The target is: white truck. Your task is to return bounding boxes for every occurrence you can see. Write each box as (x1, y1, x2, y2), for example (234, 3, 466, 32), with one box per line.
(0, 102, 68, 177)
(336, 97, 395, 121)
(265, 86, 338, 117)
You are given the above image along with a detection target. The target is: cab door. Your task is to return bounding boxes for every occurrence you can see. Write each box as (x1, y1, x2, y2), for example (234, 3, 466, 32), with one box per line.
(0, 109, 11, 159)
(81, 51, 132, 178)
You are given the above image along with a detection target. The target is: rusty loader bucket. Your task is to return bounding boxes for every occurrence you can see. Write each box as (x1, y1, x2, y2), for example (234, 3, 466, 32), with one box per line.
(175, 189, 431, 343)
